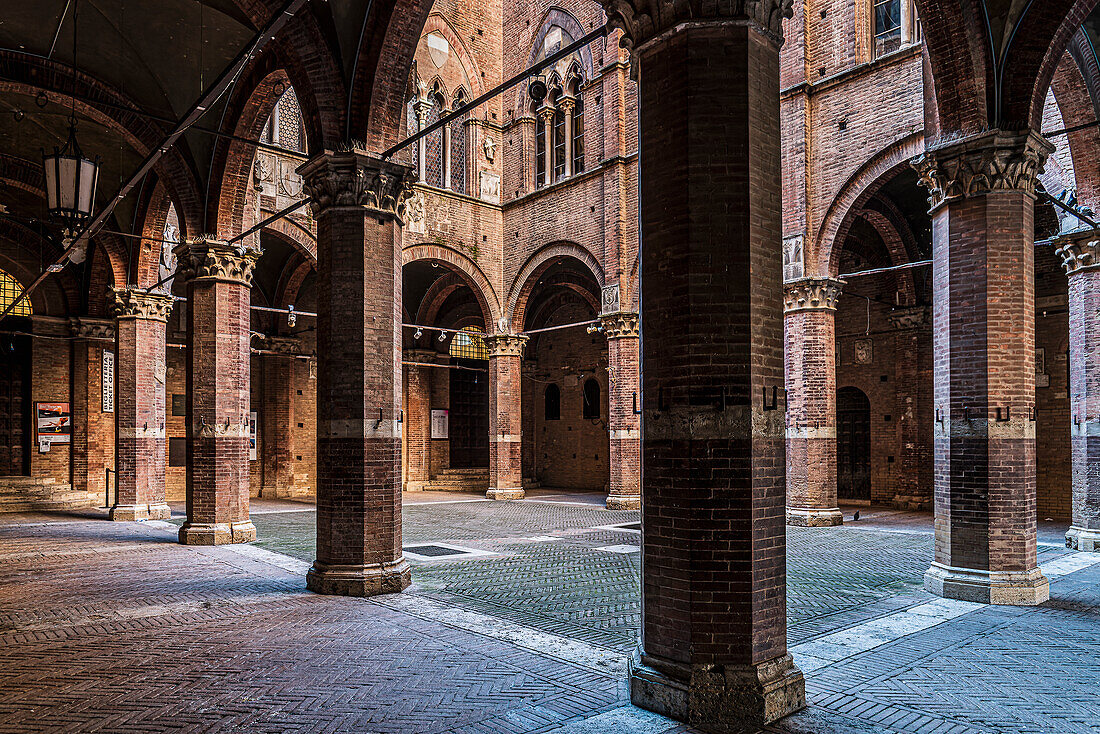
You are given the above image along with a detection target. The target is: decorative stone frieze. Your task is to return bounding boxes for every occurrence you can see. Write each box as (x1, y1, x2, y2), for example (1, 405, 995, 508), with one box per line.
(174, 237, 260, 286)
(297, 147, 416, 223)
(887, 306, 929, 331)
(599, 311, 640, 339)
(783, 277, 844, 313)
(255, 335, 303, 356)
(599, 0, 794, 49)
(68, 317, 115, 341)
(1054, 229, 1100, 276)
(485, 334, 528, 359)
(911, 130, 1054, 212)
(107, 287, 174, 322)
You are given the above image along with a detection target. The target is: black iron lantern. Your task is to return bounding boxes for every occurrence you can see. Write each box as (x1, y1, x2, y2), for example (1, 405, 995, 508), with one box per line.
(43, 121, 99, 238)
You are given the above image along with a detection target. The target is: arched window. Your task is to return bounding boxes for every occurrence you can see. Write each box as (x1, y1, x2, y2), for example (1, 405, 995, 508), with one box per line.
(450, 89, 468, 194)
(582, 378, 600, 420)
(449, 326, 488, 360)
(424, 91, 445, 188)
(261, 87, 306, 152)
(0, 269, 31, 317)
(572, 94, 584, 174)
(544, 384, 561, 421)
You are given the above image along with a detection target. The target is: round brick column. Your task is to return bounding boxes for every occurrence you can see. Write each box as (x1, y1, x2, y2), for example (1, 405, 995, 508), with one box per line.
(175, 239, 259, 545)
(783, 278, 844, 527)
(298, 148, 413, 597)
(1055, 232, 1100, 552)
(486, 334, 527, 500)
(601, 311, 640, 510)
(596, 2, 805, 729)
(913, 130, 1053, 605)
(404, 349, 436, 492)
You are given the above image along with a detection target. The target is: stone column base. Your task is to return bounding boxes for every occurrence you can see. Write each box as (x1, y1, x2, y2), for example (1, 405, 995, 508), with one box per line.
(786, 507, 843, 527)
(306, 559, 411, 597)
(607, 494, 641, 511)
(109, 504, 148, 522)
(1066, 526, 1100, 552)
(486, 487, 524, 500)
(178, 520, 257, 546)
(631, 654, 805, 732)
(924, 562, 1049, 605)
(404, 481, 431, 492)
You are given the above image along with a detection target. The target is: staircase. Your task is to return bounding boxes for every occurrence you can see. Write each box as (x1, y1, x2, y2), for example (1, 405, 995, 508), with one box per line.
(0, 476, 95, 513)
(424, 467, 489, 494)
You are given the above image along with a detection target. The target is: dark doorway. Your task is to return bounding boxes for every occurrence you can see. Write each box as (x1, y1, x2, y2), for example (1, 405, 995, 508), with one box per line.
(448, 359, 488, 468)
(0, 330, 31, 476)
(837, 386, 871, 502)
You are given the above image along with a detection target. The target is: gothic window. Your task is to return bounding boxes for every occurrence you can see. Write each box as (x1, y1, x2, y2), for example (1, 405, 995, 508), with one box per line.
(0, 270, 30, 317)
(450, 90, 468, 194)
(573, 95, 584, 174)
(424, 93, 445, 188)
(544, 384, 561, 421)
(582, 378, 600, 420)
(552, 106, 567, 182)
(536, 115, 547, 186)
(260, 88, 305, 152)
(449, 326, 488, 360)
(873, 0, 902, 58)
(407, 99, 420, 174)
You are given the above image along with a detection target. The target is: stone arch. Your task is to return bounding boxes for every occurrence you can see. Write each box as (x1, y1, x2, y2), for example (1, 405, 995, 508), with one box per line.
(516, 7, 596, 114)
(415, 272, 488, 328)
(402, 243, 500, 327)
(507, 242, 605, 330)
(855, 208, 918, 305)
(1050, 50, 1100, 209)
(418, 14, 486, 99)
(816, 133, 926, 276)
(263, 218, 317, 262)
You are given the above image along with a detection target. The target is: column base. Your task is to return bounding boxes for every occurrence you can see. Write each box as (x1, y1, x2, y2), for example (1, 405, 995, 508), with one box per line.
(786, 507, 843, 527)
(178, 520, 257, 545)
(1066, 526, 1100, 552)
(306, 559, 411, 597)
(631, 654, 805, 732)
(146, 502, 172, 521)
(404, 481, 431, 492)
(924, 562, 1049, 605)
(606, 494, 641, 510)
(486, 487, 525, 500)
(109, 504, 147, 522)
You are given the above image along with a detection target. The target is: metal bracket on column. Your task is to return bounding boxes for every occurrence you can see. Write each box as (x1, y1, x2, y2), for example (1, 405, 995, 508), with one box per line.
(1029, 406, 1037, 423)
(1074, 412, 1081, 426)
(398, 410, 404, 424)
(374, 408, 384, 430)
(963, 406, 972, 422)
(994, 406, 1010, 423)
(632, 392, 642, 415)
(936, 407, 944, 423)
(763, 386, 780, 412)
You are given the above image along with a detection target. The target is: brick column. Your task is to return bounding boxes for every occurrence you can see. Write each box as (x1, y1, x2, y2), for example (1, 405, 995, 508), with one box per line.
(1055, 231, 1100, 552)
(298, 148, 413, 597)
(258, 336, 301, 499)
(107, 288, 174, 521)
(784, 278, 844, 527)
(175, 237, 259, 545)
(601, 311, 640, 510)
(486, 334, 526, 500)
(597, 2, 804, 729)
(69, 318, 115, 503)
(913, 130, 1054, 604)
(404, 350, 435, 491)
(889, 307, 933, 511)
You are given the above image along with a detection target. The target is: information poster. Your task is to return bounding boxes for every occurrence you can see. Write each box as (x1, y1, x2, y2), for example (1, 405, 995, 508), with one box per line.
(36, 403, 72, 445)
(431, 409, 449, 439)
(249, 412, 258, 461)
(101, 351, 115, 413)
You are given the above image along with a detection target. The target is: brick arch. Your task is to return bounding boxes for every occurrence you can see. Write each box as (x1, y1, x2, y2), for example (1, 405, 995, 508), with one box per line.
(402, 243, 500, 327)
(0, 220, 75, 316)
(855, 208, 918, 305)
(263, 217, 317, 262)
(277, 258, 314, 308)
(415, 272, 484, 327)
(418, 15, 486, 99)
(1050, 51, 1100, 209)
(816, 133, 926, 276)
(508, 242, 605, 331)
(130, 179, 179, 288)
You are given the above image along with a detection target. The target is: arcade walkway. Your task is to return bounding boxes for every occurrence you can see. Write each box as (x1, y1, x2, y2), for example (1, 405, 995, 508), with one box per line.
(0, 498, 1096, 733)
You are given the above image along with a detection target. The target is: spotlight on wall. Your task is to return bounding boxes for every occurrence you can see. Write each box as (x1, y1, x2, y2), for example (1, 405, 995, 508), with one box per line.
(438, 331, 447, 342)
(287, 304, 296, 327)
(414, 329, 423, 340)
(528, 74, 548, 102)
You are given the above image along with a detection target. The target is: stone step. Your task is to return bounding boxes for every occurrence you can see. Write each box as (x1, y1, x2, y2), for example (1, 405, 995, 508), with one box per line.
(0, 482, 95, 513)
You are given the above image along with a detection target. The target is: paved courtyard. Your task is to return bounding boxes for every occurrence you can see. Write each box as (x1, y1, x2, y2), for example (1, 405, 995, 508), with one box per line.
(0, 492, 1098, 733)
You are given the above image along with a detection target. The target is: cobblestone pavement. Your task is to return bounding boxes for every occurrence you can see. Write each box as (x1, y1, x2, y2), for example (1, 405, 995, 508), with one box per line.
(0, 497, 1097, 733)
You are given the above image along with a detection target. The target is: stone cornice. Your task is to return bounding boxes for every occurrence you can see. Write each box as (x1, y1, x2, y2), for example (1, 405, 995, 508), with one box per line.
(599, 311, 640, 339)
(783, 277, 844, 313)
(600, 0, 793, 51)
(69, 317, 115, 341)
(1054, 229, 1100, 277)
(887, 306, 929, 330)
(108, 287, 175, 323)
(297, 148, 416, 224)
(911, 130, 1054, 212)
(174, 237, 260, 286)
(485, 334, 528, 359)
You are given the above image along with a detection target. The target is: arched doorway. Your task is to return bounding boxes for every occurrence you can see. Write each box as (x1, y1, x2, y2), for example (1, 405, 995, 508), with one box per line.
(837, 386, 871, 503)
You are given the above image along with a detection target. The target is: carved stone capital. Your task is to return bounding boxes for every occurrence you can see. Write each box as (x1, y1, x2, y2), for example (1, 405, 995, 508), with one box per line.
(296, 147, 416, 223)
(557, 95, 577, 114)
(405, 349, 439, 364)
(912, 130, 1054, 212)
(485, 334, 528, 359)
(255, 334, 303, 356)
(107, 287, 175, 323)
(68, 317, 115, 341)
(599, 311, 640, 339)
(536, 102, 557, 123)
(600, 0, 793, 51)
(783, 277, 844, 313)
(173, 237, 260, 287)
(887, 306, 929, 331)
(1054, 228, 1100, 277)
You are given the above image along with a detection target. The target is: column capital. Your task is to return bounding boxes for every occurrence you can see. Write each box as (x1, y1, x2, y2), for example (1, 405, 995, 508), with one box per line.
(887, 305, 930, 330)
(485, 334, 528, 358)
(174, 236, 261, 287)
(600, 0, 793, 51)
(557, 94, 577, 113)
(69, 317, 115, 341)
(912, 129, 1054, 212)
(536, 102, 557, 123)
(405, 349, 439, 364)
(297, 147, 417, 223)
(783, 277, 844, 313)
(1054, 228, 1100, 277)
(107, 286, 175, 323)
(599, 311, 640, 339)
(255, 334, 303, 356)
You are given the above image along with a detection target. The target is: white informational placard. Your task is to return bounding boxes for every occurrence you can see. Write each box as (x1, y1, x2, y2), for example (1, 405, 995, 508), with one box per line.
(101, 350, 115, 413)
(249, 412, 258, 461)
(431, 409, 449, 439)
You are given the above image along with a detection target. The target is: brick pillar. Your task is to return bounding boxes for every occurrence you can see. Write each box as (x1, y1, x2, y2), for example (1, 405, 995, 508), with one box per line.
(69, 318, 115, 503)
(107, 288, 174, 521)
(486, 334, 526, 500)
(175, 237, 259, 545)
(784, 278, 844, 527)
(601, 311, 640, 510)
(889, 307, 933, 511)
(1055, 231, 1100, 552)
(404, 350, 435, 491)
(913, 130, 1054, 605)
(258, 336, 301, 499)
(597, 2, 805, 729)
(298, 149, 413, 597)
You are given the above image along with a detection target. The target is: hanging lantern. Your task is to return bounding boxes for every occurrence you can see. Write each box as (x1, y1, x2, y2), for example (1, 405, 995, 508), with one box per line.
(43, 121, 100, 238)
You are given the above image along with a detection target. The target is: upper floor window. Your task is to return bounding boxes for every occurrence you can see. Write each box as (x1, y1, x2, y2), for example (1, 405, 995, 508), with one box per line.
(409, 81, 470, 193)
(0, 269, 31, 317)
(449, 326, 488, 360)
(530, 19, 587, 189)
(872, 0, 921, 59)
(260, 87, 305, 153)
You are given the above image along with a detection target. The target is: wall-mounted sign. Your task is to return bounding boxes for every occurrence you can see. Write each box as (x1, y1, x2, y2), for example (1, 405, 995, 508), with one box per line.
(431, 409, 449, 439)
(249, 411, 258, 461)
(36, 402, 71, 445)
(101, 350, 115, 413)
